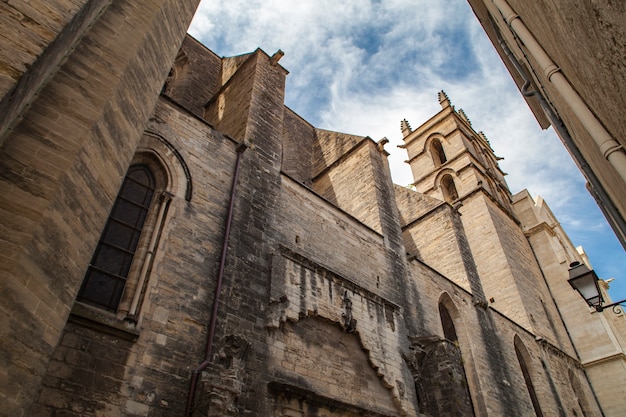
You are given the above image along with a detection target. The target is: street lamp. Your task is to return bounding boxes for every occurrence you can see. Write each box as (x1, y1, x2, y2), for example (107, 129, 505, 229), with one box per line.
(567, 261, 625, 314)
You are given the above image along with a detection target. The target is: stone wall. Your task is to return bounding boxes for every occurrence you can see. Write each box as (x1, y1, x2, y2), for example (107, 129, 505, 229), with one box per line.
(405, 258, 602, 417)
(0, 0, 109, 139)
(313, 139, 385, 234)
(1, 9, 611, 415)
(31, 95, 240, 416)
(266, 245, 414, 415)
(313, 129, 365, 177)
(282, 108, 316, 186)
(0, 1, 201, 415)
(396, 187, 472, 292)
(165, 36, 223, 117)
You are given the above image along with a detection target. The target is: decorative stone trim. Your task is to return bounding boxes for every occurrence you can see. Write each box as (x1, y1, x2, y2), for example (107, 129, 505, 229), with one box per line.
(266, 246, 411, 415)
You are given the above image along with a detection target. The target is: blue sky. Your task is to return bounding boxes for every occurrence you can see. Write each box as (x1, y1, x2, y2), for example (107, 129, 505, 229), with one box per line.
(189, 0, 625, 302)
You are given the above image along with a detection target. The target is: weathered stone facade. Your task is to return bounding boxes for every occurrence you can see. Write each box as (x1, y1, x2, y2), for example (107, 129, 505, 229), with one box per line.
(0, 1, 201, 416)
(1, 3, 623, 417)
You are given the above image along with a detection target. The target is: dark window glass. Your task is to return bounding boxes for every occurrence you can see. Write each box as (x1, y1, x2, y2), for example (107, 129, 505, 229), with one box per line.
(78, 165, 155, 311)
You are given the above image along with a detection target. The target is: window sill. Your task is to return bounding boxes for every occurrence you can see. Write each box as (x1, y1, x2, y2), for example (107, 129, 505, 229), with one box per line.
(69, 302, 140, 342)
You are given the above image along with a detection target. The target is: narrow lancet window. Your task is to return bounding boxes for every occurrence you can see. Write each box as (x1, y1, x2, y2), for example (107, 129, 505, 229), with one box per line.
(78, 165, 155, 311)
(441, 174, 459, 203)
(439, 302, 458, 342)
(515, 338, 544, 417)
(431, 139, 447, 166)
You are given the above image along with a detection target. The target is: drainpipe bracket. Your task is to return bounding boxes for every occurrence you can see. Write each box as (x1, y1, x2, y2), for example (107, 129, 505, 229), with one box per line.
(544, 64, 561, 81)
(503, 11, 519, 26)
(600, 141, 624, 160)
(237, 141, 249, 152)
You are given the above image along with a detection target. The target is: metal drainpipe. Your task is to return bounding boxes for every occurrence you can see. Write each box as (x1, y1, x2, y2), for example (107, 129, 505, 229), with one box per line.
(497, 34, 626, 249)
(184, 142, 247, 417)
(491, 0, 626, 183)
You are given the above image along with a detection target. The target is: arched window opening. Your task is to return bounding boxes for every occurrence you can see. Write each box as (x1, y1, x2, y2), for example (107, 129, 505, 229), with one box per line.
(569, 370, 590, 417)
(162, 67, 176, 94)
(162, 50, 189, 97)
(436, 298, 477, 416)
(78, 165, 156, 311)
(439, 302, 458, 343)
(515, 338, 544, 417)
(431, 138, 447, 166)
(441, 174, 459, 203)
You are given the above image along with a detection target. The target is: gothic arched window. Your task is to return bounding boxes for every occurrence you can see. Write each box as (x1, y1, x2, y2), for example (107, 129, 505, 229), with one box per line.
(436, 296, 476, 416)
(441, 174, 459, 203)
(439, 302, 458, 343)
(78, 165, 156, 311)
(431, 139, 447, 167)
(568, 370, 590, 417)
(162, 50, 189, 98)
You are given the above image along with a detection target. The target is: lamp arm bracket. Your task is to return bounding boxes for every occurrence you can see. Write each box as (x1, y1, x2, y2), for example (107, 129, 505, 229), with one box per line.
(597, 298, 626, 314)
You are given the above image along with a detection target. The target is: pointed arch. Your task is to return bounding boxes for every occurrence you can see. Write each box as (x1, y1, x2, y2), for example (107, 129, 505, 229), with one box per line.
(141, 131, 193, 201)
(78, 164, 157, 311)
(469, 138, 484, 165)
(438, 293, 459, 343)
(437, 293, 481, 416)
(568, 369, 591, 417)
(441, 173, 459, 203)
(514, 335, 545, 417)
(430, 138, 447, 167)
(77, 133, 190, 322)
(162, 49, 190, 99)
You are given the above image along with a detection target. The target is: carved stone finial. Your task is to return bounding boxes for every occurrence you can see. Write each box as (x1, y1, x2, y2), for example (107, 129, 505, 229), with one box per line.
(438, 90, 451, 109)
(478, 131, 492, 147)
(400, 119, 412, 137)
(457, 108, 471, 126)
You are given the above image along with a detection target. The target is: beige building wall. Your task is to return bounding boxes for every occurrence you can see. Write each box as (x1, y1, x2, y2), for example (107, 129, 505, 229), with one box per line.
(405, 257, 602, 417)
(513, 190, 626, 416)
(395, 186, 475, 292)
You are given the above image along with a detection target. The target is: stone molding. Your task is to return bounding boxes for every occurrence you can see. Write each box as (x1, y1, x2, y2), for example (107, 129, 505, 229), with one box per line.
(266, 246, 411, 415)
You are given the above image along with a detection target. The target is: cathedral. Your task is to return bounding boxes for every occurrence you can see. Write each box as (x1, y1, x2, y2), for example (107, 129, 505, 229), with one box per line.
(1, 1, 625, 417)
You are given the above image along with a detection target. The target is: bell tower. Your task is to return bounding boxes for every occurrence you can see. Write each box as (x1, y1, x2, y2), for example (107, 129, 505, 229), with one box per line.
(401, 91, 512, 213)
(400, 92, 572, 349)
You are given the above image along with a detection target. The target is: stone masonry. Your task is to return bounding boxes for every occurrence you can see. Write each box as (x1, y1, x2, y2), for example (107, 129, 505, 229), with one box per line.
(1, 4, 623, 417)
